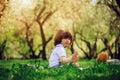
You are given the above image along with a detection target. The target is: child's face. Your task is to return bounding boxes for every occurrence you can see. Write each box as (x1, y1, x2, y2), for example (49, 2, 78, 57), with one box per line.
(61, 38, 71, 47)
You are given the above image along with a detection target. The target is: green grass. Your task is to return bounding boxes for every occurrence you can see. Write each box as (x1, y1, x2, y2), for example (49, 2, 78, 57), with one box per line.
(0, 59, 120, 80)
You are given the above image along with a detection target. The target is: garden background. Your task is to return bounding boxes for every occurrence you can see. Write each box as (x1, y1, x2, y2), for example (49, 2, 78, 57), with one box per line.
(0, 0, 120, 80)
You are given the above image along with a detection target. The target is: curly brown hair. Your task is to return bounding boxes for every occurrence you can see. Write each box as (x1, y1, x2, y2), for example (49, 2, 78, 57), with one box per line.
(54, 30, 73, 46)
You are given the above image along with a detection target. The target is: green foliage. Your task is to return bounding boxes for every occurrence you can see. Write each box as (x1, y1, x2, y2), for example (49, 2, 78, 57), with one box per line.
(0, 59, 120, 80)
(0, 0, 119, 60)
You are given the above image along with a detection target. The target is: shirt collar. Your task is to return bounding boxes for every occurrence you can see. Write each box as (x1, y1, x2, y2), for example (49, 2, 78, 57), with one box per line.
(56, 44, 64, 47)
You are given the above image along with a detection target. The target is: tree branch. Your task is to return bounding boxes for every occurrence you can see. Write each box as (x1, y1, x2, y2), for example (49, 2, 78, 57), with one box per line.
(42, 9, 57, 25)
(75, 40, 89, 58)
(46, 35, 53, 45)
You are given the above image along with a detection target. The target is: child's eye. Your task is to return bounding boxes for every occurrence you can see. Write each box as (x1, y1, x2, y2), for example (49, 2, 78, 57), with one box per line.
(68, 38, 71, 40)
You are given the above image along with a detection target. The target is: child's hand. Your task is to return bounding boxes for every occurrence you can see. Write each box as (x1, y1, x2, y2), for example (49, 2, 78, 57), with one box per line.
(72, 52, 78, 63)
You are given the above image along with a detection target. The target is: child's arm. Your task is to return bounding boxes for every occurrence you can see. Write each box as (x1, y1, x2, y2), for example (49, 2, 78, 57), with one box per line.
(60, 52, 79, 64)
(60, 55, 72, 63)
(72, 52, 78, 63)
(72, 52, 80, 67)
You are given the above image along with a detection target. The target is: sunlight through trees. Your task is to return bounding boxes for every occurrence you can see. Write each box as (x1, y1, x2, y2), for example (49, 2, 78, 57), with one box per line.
(0, 0, 119, 60)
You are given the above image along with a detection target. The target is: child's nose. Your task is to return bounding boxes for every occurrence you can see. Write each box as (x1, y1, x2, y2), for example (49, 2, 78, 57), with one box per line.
(66, 39, 71, 43)
(66, 39, 70, 41)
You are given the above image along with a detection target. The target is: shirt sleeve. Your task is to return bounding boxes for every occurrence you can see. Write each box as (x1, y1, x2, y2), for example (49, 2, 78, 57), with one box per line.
(56, 47, 66, 58)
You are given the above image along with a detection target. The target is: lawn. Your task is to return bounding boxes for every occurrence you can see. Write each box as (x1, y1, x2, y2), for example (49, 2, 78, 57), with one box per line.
(0, 59, 120, 80)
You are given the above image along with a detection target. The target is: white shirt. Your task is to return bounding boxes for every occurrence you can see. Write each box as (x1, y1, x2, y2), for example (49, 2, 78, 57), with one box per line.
(49, 44, 66, 67)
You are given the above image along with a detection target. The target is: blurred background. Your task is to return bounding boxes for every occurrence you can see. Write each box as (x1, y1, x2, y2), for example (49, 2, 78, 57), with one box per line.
(0, 0, 120, 60)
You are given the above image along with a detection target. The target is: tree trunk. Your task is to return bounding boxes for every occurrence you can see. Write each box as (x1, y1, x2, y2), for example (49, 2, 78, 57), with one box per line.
(102, 38, 113, 58)
(0, 40, 7, 59)
(41, 45, 47, 60)
(70, 42, 74, 54)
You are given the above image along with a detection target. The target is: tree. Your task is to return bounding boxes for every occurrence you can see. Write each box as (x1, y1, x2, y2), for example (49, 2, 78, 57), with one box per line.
(0, 40, 7, 59)
(34, 0, 56, 60)
(97, 0, 120, 59)
(0, 0, 8, 18)
(71, 0, 110, 59)
(15, 0, 62, 60)
(0, 0, 10, 59)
